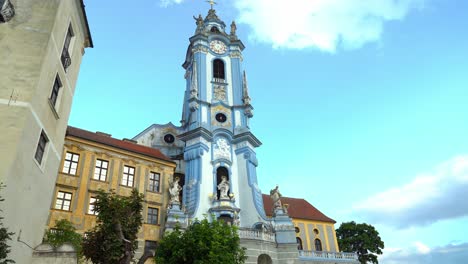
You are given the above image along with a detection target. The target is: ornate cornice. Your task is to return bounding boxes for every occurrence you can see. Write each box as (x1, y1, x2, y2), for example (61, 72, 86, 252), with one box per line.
(184, 143, 209, 161)
(229, 51, 243, 60)
(192, 45, 208, 54)
(232, 131, 262, 147)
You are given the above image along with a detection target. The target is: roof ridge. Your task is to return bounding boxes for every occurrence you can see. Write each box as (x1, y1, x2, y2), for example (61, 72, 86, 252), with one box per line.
(66, 126, 174, 163)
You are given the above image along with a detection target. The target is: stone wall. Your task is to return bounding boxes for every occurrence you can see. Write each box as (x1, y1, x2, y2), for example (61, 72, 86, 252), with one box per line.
(32, 243, 77, 264)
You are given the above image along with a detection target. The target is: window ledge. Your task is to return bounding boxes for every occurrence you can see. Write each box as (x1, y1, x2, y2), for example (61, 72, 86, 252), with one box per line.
(48, 99, 60, 120)
(60, 172, 79, 177)
(211, 78, 228, 85)
(51, 208, 72, 213)
(91, 178, 108, 183)
(145, 223, 160, 226)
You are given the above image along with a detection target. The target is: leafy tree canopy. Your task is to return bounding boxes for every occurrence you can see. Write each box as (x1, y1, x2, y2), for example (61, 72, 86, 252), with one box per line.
(82, 189, 143, 264)
(155, 218, 247, 264)
(0, 183, 14, 264)
(336, 221, 384, 264)
(44, 219, 82, 251)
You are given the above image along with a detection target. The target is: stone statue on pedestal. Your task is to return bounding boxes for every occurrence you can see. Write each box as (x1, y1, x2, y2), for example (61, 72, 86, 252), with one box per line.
(217, 176, 230, 199)
(270, 185, 282, 209)
(169, 176, 182, 204)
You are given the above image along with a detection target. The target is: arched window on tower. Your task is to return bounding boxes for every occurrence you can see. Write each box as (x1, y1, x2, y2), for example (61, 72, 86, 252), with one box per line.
(213, 59, 225, 81)
(296, 237, 303, 250)
(211, 26, 220, 33)
(314, 239, 323, 251)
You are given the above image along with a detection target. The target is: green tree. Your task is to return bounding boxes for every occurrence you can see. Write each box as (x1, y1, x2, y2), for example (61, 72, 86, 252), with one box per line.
(155, 218, 247, 264)
(44, 219, 83, 258)
(336, 221, 384, 264)
(82, 189, 143, 264)
(0, 184, 14, 264)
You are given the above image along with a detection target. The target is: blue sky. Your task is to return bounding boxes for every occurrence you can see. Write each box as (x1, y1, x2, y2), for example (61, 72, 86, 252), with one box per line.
(71, 1, 468, 262)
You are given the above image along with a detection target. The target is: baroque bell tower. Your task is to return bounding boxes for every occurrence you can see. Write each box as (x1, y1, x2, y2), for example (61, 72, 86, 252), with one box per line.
(133, 4, 302, 262)
(134, 5, 275, 229)
(178, 5, 266, 226)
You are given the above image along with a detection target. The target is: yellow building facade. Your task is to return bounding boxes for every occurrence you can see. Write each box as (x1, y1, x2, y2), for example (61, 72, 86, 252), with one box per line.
(47, 126, 176, 260)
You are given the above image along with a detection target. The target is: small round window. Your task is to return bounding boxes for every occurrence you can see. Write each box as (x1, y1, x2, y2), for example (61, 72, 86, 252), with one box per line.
(215, 113, 227, 123)
(295, 227, 300, 233)
(163, 134, 175, 144)
(313, 228, 319, 235)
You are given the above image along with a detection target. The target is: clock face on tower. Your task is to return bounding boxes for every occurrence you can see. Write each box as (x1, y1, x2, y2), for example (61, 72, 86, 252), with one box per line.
(209, 40, 227, 54)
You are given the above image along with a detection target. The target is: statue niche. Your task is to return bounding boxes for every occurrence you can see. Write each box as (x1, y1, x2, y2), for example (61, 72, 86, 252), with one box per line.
(216, 167, 230, 200)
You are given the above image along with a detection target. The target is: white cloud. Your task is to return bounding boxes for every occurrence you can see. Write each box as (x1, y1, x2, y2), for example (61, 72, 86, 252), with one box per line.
(159, 0, 185, 7)
(233, 0, 425, 52)
(380, 243, 468, 264)
(354, 156, 468, 228)
(414, 241, 431, 254)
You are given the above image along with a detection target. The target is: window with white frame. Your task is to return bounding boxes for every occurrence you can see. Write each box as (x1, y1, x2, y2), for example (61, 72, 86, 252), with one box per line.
(121, 165, 135, 187)
(88, 197, 98, 215)
(148, 172, 160, 192)
(55, 191, 72, 211)
(49, 75, 62, 107)
(93, 159, 108, 181)
(34, 130, 48, 164)
(62, 152, 79, 175)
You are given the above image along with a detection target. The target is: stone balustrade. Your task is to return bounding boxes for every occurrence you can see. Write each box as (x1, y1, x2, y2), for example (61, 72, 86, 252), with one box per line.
(299, 250, 358, 261)
(238, 228, 275, 242)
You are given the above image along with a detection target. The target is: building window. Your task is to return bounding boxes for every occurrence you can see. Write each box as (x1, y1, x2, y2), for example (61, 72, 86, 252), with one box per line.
(314, 239, 322, 251)
(88, 197, 98, 215)
(122, 165, 135, 187)
(213, 59, 225, 79)
(145, 240, 158, 253)
(313, 228, 319, 235)
(297, 237, 303, 250)
(34, 130, 48, 164)
(94, 159, 108, 181)
(55, 191, 72, 211)
(50, 75, 62, 107)
(148, 172, 160, 192)
(147, 207, 159, 225)
(62, 152, 79, 175)
(295, 227, 300, 233)
(61, 24, 74, 71)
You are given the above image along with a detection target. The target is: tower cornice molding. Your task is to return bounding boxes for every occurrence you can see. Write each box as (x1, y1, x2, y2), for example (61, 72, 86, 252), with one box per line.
(232, 131, 262, 147)
(178, 127, 213, 143)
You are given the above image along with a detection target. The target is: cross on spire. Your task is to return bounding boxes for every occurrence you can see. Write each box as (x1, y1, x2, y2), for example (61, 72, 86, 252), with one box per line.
(206, 0, 217, 10)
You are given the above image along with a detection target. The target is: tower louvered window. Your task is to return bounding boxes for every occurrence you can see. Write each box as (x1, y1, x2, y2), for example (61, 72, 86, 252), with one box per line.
(213, 59, 225, 80)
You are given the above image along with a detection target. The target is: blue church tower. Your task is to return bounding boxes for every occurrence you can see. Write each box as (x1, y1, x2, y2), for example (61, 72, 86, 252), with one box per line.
(133, 6, 322, 263)
(135, 6, 267, 227)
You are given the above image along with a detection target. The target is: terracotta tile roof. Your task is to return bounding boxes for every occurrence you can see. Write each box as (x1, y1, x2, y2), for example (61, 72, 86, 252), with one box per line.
(66, 126, 174, 163)
(262, 194, 336, 223)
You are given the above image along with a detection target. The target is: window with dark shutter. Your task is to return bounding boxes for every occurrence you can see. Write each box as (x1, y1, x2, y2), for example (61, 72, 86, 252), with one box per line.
(34, 131, 48, 164)
(61, 24, 74, 71)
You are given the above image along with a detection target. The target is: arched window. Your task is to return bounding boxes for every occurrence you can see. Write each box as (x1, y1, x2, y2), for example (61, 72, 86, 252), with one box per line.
(296, 237, 303, 250)
(211, 26, 220, 33)
(213, 59, 225, 80)
(314, 239, 322, 251)
(257, 254, 272, 264)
